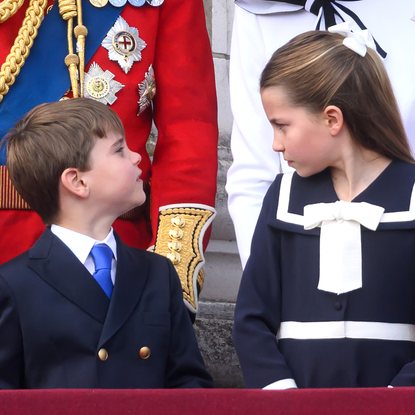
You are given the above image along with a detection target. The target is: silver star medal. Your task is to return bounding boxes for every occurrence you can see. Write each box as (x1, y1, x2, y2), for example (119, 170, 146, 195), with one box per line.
(101, 16, 147, 74)
(138, 64, 156, 115)
(107, 0, 164, 7)
(84, 62, 124, 105)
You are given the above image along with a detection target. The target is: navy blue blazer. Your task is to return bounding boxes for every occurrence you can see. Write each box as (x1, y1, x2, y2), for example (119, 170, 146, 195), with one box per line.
(234, 160, 415, 389)
(0, 228, 212, 389)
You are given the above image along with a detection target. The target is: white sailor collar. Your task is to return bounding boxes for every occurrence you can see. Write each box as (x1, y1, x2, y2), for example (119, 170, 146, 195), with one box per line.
(269, 160, 415, 235)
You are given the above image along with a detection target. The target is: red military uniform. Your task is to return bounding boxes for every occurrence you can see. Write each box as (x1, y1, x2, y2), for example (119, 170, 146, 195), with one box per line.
(0, 0, 218, 313)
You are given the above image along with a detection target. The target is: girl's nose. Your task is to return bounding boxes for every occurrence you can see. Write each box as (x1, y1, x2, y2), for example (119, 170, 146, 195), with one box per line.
(272, 136, 285, 152)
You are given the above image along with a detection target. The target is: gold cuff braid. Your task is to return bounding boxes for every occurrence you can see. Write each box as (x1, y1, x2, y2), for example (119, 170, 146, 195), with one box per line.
(154, 205, 216, 313)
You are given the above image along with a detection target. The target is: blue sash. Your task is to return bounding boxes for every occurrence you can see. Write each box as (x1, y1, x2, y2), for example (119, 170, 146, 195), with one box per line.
(0, 1, 123, 164)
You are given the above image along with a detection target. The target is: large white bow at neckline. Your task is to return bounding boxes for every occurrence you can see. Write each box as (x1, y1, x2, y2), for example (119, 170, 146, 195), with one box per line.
(304, 200, 384, 294)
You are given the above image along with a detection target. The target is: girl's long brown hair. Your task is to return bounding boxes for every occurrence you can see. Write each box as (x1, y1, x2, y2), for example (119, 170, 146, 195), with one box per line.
(260, 31, 414, 163)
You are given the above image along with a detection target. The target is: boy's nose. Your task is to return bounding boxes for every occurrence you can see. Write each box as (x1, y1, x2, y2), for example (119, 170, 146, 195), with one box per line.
(132, 151, 142, 165)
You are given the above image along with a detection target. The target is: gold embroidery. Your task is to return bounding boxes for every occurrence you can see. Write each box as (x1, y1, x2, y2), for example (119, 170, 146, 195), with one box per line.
(154, 207, 214, 310)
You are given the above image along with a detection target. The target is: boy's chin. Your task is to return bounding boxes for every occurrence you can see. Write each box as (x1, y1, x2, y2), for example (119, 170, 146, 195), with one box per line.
(117, 195, 147, 219)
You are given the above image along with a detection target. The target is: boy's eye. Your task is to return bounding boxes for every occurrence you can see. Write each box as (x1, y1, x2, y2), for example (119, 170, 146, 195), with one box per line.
(116, 146, 125, 153)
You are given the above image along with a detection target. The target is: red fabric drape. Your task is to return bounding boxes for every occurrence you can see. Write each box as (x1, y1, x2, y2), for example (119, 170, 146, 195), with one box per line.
(0, 388, 414, 415)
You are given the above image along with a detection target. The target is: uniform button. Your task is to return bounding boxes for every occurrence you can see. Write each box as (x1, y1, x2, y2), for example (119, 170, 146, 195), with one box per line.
(334, 301, 342, 311)
(98, 348, 108, 361)
(139, 347, 151, 359)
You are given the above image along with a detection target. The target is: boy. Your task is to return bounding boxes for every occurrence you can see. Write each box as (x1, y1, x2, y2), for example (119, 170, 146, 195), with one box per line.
(0, 98, 213, 389)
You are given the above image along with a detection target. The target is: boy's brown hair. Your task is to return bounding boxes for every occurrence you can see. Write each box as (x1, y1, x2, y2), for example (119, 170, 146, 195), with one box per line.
(260, 30, 414, 164)
(4, 98, 124, 225)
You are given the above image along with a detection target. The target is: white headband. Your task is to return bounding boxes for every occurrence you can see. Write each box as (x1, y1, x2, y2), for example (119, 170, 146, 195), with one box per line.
(328, 21, 376, 57)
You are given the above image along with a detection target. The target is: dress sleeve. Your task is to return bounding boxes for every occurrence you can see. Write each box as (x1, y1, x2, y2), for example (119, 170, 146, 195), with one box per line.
(233, 178, 296, 388)
(150, 0, 218, 314)
(390, 361, 415, 387)
(226, 5, 287, 269)
(150, 0, 218, 234)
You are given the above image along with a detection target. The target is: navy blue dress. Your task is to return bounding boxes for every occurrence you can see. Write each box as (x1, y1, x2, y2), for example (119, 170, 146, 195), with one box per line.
(233, 160, 415, 388)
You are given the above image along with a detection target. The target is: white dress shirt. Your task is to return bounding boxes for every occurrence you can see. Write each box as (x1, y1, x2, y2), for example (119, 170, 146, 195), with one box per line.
(51, 225, 118, 284)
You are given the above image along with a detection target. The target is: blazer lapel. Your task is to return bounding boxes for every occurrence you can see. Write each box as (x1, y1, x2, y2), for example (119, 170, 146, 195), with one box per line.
(98, 234, 150, 346)
(28, 228, 110, 324)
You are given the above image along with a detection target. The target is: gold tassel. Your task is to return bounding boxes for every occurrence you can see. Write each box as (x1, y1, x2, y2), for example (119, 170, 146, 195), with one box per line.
(59, 0, 86, 97)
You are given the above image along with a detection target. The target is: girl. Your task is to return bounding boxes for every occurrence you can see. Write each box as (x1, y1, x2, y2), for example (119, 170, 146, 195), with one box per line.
(233, 23, 415, 389)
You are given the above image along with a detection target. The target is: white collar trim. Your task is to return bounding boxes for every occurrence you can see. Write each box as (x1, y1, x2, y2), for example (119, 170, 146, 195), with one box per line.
(277, 172, 415, 225)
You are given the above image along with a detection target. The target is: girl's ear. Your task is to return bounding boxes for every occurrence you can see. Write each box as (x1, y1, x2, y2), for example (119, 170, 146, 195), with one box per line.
(323, 105, 344, 136)
(60, 168, 89, 198)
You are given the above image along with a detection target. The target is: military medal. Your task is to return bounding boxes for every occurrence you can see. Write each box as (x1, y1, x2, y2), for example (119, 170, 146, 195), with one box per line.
(89, 0, 108, 8)
(101, 16, 146, 74)
(107, 0, 128, 7)
(138, 64, 156, 115)
(128, 0, 145, 6)
(84, 62, 124, 105)
(106, 0, 163, 7)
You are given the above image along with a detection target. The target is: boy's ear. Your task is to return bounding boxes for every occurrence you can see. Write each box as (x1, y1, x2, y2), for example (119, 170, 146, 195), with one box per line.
(323, 105, 344, 136)
(60, 168, 89, 198)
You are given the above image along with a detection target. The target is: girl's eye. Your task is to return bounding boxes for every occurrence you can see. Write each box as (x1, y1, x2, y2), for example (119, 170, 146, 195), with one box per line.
(116, 146, 125, 153)
(271, 121, 286, 130)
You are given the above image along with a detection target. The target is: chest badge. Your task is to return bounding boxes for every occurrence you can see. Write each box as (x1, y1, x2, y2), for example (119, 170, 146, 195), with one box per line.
(84, 62, 124, 105)
(102, 16, 147, 74)
(138, 64, 156, 115)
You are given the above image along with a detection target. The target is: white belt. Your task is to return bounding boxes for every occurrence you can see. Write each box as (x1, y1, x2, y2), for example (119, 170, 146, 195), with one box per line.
(278, 321, 415, 342)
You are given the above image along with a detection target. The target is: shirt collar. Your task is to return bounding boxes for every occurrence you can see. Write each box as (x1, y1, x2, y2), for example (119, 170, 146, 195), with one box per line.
(50, 225, 117, 265)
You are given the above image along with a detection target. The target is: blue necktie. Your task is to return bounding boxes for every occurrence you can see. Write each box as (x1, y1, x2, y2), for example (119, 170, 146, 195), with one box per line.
(90, 244, 113, 299)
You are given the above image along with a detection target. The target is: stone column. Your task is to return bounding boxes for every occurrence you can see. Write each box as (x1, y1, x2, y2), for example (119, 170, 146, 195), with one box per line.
(197, 0, 244, 388)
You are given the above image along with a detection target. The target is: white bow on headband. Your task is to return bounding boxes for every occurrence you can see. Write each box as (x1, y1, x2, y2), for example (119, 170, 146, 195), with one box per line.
(328, 21, 376, 57)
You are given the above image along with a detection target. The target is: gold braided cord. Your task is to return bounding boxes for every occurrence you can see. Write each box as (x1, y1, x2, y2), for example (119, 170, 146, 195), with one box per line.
(58, 0, 86, 98)
(0, 0, 25, 23)
(75, 0, 87, 97)
(0, 0, 48, 103)
(58, 0, 78, 97)
(58, 0, 76, 20)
